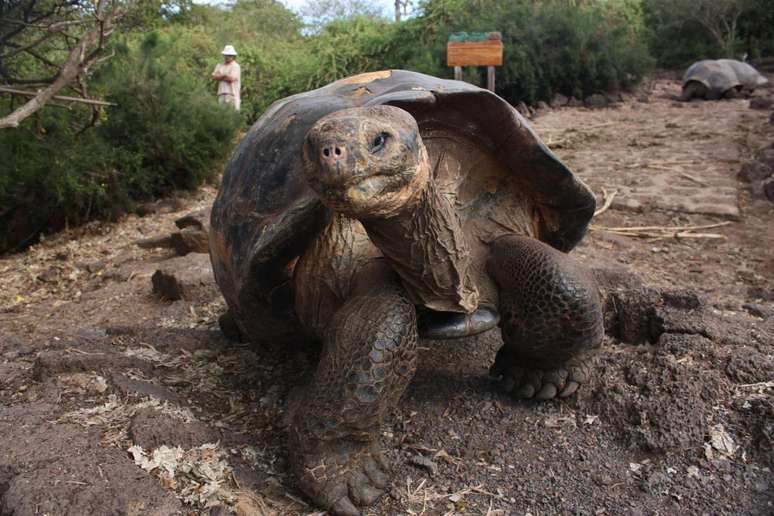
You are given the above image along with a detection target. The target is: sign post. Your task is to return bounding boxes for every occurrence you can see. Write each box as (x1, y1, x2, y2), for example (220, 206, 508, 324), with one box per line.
(447, 32, 503, 92)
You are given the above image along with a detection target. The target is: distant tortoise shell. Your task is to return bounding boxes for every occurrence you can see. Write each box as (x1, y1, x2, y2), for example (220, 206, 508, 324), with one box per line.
(209, 70, 596, 343)
(683, 59, 768, 96)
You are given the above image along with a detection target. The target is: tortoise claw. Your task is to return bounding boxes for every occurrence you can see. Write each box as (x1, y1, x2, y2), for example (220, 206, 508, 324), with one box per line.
(535, 383, 558, 400)
(492, 348, 594, 401)
(292, 446, 390, 515)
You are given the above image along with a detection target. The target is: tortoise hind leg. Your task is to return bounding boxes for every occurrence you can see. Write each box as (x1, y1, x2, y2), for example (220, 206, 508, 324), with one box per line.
(487, 234, 603, 400)
(218, 308, 245, 342)
(289, 283, 417, 515)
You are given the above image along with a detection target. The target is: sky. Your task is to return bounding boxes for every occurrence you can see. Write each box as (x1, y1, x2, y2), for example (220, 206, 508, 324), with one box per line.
(192, 0, 395, 16)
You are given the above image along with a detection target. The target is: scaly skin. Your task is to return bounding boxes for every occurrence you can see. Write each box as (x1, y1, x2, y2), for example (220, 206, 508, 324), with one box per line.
(288, 287, 417, 515)
(487, 235, 604, 399)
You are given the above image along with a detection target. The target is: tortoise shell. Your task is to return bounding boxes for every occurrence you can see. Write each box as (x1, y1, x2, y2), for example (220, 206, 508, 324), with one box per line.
(683, 59, 768, 95)
(209, 70, 595, 343)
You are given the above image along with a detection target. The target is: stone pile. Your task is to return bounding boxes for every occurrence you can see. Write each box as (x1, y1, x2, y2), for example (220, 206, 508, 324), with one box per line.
(739, 145, 774, 202)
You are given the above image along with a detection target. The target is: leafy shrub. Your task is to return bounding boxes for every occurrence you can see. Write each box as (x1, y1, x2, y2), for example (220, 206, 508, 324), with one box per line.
(1, 0, 659, 252)
(241, 0, 654, 107)
(0, 31, 241, 253)
(392, 0, 654, 104)
(642, 0, 774, 67)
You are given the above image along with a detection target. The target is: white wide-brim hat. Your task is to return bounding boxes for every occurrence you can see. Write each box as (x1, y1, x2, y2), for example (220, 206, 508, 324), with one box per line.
(221, 45, 237, 56)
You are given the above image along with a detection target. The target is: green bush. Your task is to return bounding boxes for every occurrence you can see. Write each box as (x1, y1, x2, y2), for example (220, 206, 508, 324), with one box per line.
(243, 0, 654, 107)
(100, 31, 242, 191)
(394, 0, 654, 104)
(0, 31, 242, 253)
(642, 0, 774, 67)
(1, 0, 659, 252)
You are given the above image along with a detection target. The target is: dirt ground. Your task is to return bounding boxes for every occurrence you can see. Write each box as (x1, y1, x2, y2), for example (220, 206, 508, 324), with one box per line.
(1, 76, 773, 516)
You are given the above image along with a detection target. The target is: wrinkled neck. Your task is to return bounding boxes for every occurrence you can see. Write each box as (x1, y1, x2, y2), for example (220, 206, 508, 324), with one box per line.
(361, 180, 479, 313)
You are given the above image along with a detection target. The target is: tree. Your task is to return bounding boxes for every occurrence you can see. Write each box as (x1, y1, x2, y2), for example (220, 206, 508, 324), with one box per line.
(0, 0, 152, 129)
(300, 0, 385, 30)
(646, 0, 754, 58)
(394, 0, 410, 22)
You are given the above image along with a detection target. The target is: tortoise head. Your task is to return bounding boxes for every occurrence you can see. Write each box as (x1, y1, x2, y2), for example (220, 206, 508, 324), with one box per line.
(303, 105, 430, 219)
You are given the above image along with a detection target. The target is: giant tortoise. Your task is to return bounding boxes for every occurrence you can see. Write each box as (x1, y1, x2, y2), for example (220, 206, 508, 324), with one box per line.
(681, 59, 769, 100)
(209, 70, 603, 514)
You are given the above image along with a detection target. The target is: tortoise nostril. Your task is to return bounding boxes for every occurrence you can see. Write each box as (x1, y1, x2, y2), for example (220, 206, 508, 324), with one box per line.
(321, 144, 346, 161)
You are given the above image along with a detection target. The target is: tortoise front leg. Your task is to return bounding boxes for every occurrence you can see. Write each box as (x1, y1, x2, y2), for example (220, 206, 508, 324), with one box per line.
(488, 234, 604, 400)
(289, 282, 417, 515)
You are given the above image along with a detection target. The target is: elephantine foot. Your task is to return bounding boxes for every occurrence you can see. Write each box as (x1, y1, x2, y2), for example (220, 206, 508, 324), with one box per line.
(292, 442, 390, 516)
(490, 346, 593, 400)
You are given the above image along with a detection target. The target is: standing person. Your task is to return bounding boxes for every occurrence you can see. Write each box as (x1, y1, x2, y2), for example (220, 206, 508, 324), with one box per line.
(211, 45, 241, 111)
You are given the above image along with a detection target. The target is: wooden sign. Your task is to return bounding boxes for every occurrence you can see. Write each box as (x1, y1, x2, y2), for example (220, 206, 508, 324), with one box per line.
(447, 39, 503, 67)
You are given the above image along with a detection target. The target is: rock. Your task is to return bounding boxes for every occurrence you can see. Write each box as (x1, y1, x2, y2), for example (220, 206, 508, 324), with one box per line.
(174, 208, 209, 231)
(76, 260, 106, 273)
(739, 161, 772, 182)
(583, 93, 608, 109)
(748, 286, 774, 301)
(0, 363, 27, 390)
(0, 334, 33, 358)
(516, 101, 530, 118)
(589, 261, 659, 343)
(112, 374, 180, 402)
(769, 110, 774, 124)
(136, 235, 173, 250)
(567, 96, 582, 107)
(536, 100, 550, 111)
(57, 373, 108, 394)
(661, 288, 702, 310)
(743, 303, 773, 319)
(749, 97, 773, 110)
(137, 227, 208, 256)
(33, 349, 153, 381)
(657, 333, 714, 359)
(137, 208, 210, 256)
(607, 287, 661, 344)
(151, 270, 184, 301)
(636, 94, 650, 103)
(726, 347, 774, 383)
(550, 93, 569, 108)
(409, 455, 438, 476)
(169, 227, 209, 255)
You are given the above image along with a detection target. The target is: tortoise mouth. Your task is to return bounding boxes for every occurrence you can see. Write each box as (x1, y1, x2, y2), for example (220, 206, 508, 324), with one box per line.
(329, 171, 402, 195)
(314, 152, 430, 219)
(317, 170, 417, 214)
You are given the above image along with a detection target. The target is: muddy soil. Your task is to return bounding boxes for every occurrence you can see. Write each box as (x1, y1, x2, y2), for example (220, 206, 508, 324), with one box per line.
(1, 77, 772, 516)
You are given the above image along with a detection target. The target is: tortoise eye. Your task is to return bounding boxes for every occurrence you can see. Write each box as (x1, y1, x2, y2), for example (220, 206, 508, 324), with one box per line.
(370, 132, 388, 153)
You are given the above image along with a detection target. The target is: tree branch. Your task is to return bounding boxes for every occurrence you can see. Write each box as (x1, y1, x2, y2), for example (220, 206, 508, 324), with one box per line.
(0, 86, 115, 106)
(0, 0, 119, 129)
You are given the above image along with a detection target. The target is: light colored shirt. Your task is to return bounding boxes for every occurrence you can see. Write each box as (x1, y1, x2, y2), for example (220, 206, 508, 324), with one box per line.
(213, 61, 241, 111)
